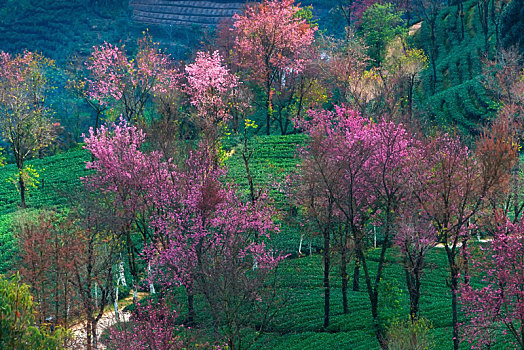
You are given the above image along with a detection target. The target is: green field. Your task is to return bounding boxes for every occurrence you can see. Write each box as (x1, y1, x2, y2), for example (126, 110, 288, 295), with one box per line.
(254, 246, 511, 350)
(0, 148, 92, 275)
(258, 251, 447, 350)
(0, 148, 91, 215)
(0, 134, 513, 349)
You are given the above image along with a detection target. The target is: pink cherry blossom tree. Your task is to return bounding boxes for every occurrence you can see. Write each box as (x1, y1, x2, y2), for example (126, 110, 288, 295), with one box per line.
(85, 34, 177, 123)
(297, 106, 376, 325)
(294, 107, 348, 328)
(409, 124, 517, 349)
(297, 106, 416, 348)
(394, 203, 437, 322)
(84, 119, 283, 349)
(361, 118, 416, 349)
(147, 145, 283, 349)
(408, 134, 481, 350)
(83, 119, 170, 302)
(460, 214, 524, 349)
(184, 50, 242, 142)
(233, 0, 317, 135)
(108, 297, 186, 350)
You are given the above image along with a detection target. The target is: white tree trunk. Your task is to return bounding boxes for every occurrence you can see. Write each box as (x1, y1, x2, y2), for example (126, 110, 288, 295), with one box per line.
(114, 286, 120, 323)
(148, 262, 155, 294)
(94, 282, 98, 309)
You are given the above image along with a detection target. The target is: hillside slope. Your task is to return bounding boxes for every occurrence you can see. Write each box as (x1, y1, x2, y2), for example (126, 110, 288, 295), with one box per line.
(0, 0, 136, 61)
(129, 0, 332, 27)
(0, 135, 518, 349)
(415, 0, 498, 133)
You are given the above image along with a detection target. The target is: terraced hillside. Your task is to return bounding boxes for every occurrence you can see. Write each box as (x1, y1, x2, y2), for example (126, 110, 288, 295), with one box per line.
(0, 135, 518, 349)
(0, 0, 134, 60)
(415, 0, 498, 133)
(129, 0, 246, 26)
(129, 0, 332, 26)
(0, 135, 307, 273)
(0, 149, 91, 215)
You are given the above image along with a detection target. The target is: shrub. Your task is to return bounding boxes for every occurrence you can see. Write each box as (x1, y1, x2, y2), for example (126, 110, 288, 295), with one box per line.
(0, 274, 71, 349)
(387, 318, 434, 350)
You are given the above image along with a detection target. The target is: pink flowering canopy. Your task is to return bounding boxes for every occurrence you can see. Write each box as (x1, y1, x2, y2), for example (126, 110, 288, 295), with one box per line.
(298, 105, 416, 228)
(83, 119, 283, 300)
(85, 36, 178, 121)
(86, 42, 128, 103)
(147, 146, 283, 292)
(351, 0, 381, 25)
(184, 50, 239, 126)
(83, 118, 169, 223)
(296, 106, 367, 218)
(409, 133, 480, 240)
(233, 0, 317, 83)
(460, 214, 524, 349)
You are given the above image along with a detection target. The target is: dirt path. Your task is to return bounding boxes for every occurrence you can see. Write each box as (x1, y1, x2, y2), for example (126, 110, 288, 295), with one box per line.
(435, 238, 492, 248)
(69, 292, 147, 349)
(409, 21, 422, 36)
(69, 309, 130, 349)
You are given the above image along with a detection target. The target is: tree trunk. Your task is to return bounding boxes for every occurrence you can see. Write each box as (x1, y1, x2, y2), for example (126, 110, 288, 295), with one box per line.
(493, 3, 506, 55)
(148, 262, 155, 294)
(410, 280, 420, 323)
(408, 75, 415, 121)
(371, 291, 388, 350)
(352, 256, 360, 291)
(460, 2, 465, 41)
(63, 282, 69, 328)
(478, 0, 490, 55)
(86, 316, 93, 350)
(19, 170, 26, 208)
(360, 205, 393, 350)
(451, 264, 460, 350)
(484, 31, 489, 57)
(114, 286, 120, 323)
(323, 227, 331, 329)
(266, 79, 271, 136)
(92, 321, 98, 350)
(242, 134, 256, 205)
(429, 19, 438, 94)
(341, 241, 349, 314)
(495, 19, 500, 54)
(405, 262, 421, 323)
(125, 230, 138, 304)
(456, 2, 465, 41)
(358, 247, 388, 350)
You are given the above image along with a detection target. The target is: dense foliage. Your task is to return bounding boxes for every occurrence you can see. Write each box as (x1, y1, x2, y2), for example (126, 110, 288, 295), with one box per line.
(0, 274, 71, 349)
